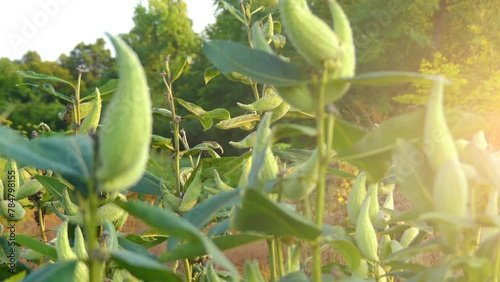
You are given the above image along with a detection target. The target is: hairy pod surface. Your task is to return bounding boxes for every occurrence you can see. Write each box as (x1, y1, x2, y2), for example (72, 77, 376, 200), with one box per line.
(56, 220, 77, 261)
(16, 179, 42, 200)
(61, 188, 80, 216)
(97, 34, 152, 193)
(355, 195, 379, 262)
(0, 200, 25, 221)
(73, 225, 88, 260)
(347, 172, 367, 224)
(5, 159, 19, 200)
(279, 0, 342, 68)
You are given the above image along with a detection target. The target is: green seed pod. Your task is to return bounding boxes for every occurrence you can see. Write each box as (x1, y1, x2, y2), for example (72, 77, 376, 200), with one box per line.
(56, 220, 77, 261)
(279, 0, 342, 68)
(97, 34, 152, 193)
(104, 220, 119, 250)
(161, 185, 181, 211)
(244, 260, 266, 282)
(61, 188, 80, 216)
(74, 262, 89, 282)
(73, 225, 88, 260)
(275, 83, 314, 111)
(347, 172, 367, 224)
(79, 88, 102, 135)
(0, 180, 4, 201)
(270, 101, 290, 123)
(4, 159, 19, 200)
(424, 77, 458, 172)
(379, 234, 392, 260)
(355, 195, 379, 262)
(113, 209, 129, 231)
(16, 179, 42, 200)
(400, 226, 419, 247)
(54, 194, 127, 225)
(324, 0, 356, 103)
(0, 200, 25, 221)
(213, 170, 235, 191)
(239, 155, 252, 188)
(367, 183, 380, 225)
(18, 168, 32, 186)
(433, 159, 469, 217)
(281, 149, 319, 200)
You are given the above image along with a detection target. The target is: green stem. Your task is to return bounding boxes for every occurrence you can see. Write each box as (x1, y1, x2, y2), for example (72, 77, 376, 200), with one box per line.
(267, 239, 277, 282)
(494, 244, 500, 282)
(163, 75, 182, 195)
(251, 83, 260, 101)
(276, 239, 285, 278)
(312, 69, 329, 282)
(83, 182, 103, 282)
(38, 207, 47, 242)
(74, 68, 83, 133)
(184, 259, 192, 282)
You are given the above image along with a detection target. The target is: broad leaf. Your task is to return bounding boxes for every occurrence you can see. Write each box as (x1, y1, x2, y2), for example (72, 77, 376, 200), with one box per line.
(216, 114, 260, 130)
(16, 235, 57, 260)
(23, 261, 77, 282)
(0, 127, 93, 195)
(204, 66, 221, 84)
(231, 189, 321, 241)
(179, 165, 203, 212)
(110, 249, 182, 282)
(203, 40, 307, 86)
(116, 200, 239, 279)
(16, 83, 72, 102)
(16, 71, 75, 88)
(129, 171, 162, 195)
(80, 79, 119, 101)
(34, 175, 68, 202)
(161, 234, 264, 262)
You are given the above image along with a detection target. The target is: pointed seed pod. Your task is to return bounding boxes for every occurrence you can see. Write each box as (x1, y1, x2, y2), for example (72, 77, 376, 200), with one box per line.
(56, 220, 77, 261)
(367, 183, 380, 225)
(54, 194, 127, 225)
(424, 77, 458, 172)
(355, 195, 379, 262)
(5, 159, 19, 200)
(0, 200, 25, 221)
(433, 158, 469, 217)
(61, 188, 80, 216)
(347, 171, 367, 224)
(97, 34, 152, 193)
(281, 149, 319, 200)
(16, 179, 42, 200)
(79, 88, 102, 135)
(279, 0, 342, 68)
(73, 225, 88, 260)
(400, 226, 419, 247)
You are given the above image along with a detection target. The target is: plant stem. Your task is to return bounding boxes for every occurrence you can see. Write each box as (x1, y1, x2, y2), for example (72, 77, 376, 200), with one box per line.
(267, 239, 277, 282)
(74, 67, 83, 133)
(251, 83, 260, 101)
(82, 182, 103, 282)
(38, 207, 47, 242)
(184, 259, 192, 282)
(312, 69, 329, 282)
(276, 239, 285, 277)
(162, 75, 182, 195)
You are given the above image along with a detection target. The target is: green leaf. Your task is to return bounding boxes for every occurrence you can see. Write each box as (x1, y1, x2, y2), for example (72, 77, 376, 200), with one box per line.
(161, 234, 264, 262)
(183, 189, 240, 229)
(117, 237, 156, 261)
(231, 189, 321, 241)
(272, 123, 317, 142)
(229, 132, 257, 149)
(244, 260, 266, 282)
(16, 83, 72, 103)
(218, 0, 246, 24)
(338, 71, 440, 86)
(16, 71, 75, 88)
(16, 234, 57, 260)
(151, 135, 174, 151)
(237, 91, 282, 112)
(391, 139, 434, 214)
(23, 261, 77, 282)
(461, 143, 500, 192)
(204, 66, 221, 84)
(80, 79, 119, 102)
(279, 271, 309, 282)
(215, 114, 260, 130)
(116, 200, 239, 279)
(332, 119, 367, 152)
(203, 40, 307, 86)
(0, 127, 93, 195)
(110, 249, 182, 282)
(183, 142, 223, 158)
(179, 165, 203, 212)
(34, 175, 68, 202)
(202, 108, 231, 120)
(129, 171, 163, 195)
(177, 98, 206, 116)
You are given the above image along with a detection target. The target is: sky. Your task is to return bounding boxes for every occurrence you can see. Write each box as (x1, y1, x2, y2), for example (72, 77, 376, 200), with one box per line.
(0, 0, 217, 62)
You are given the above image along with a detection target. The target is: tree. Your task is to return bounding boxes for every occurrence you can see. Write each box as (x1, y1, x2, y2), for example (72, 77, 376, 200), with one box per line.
(59, 38, 116, 94)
